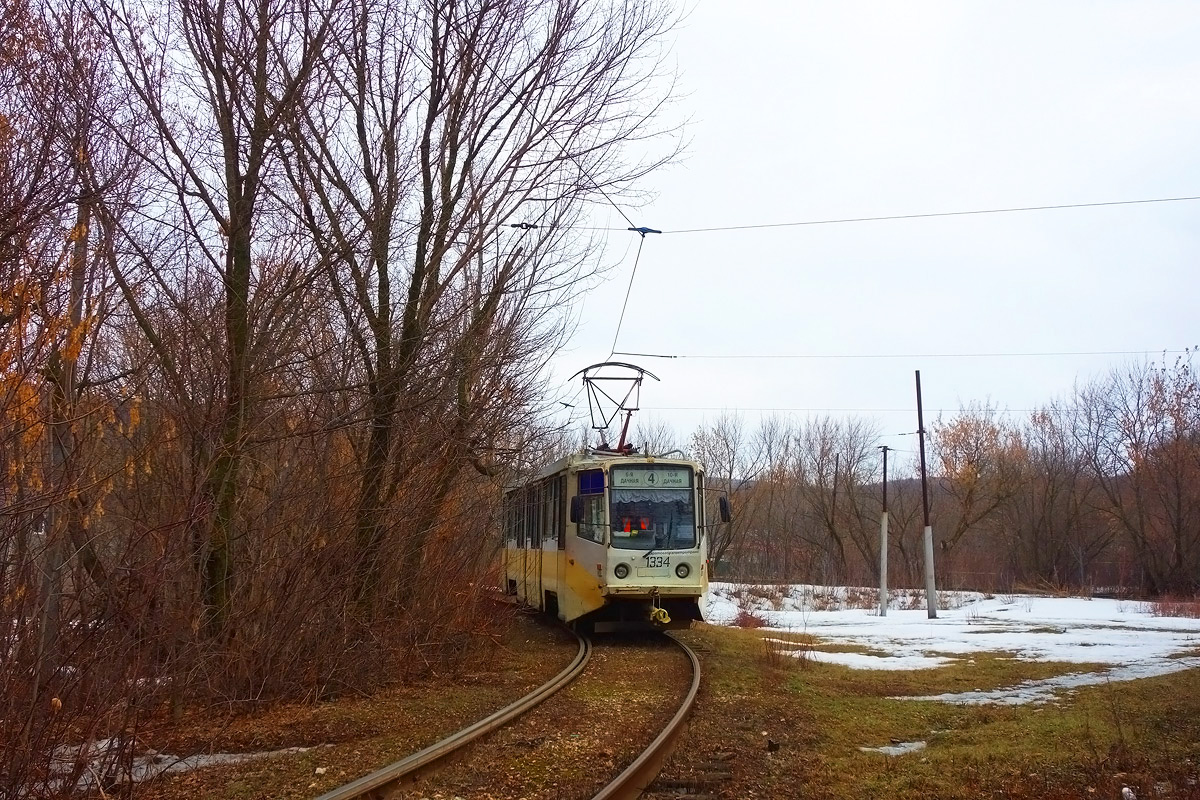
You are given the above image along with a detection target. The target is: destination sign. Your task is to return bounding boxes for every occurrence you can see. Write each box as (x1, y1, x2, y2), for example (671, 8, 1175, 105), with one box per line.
(611, 467, 691, 489)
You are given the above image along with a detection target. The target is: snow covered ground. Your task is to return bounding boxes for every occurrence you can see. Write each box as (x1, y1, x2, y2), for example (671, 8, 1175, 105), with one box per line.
(702, 582, 1200, 705)
(35, 739, 315, 797)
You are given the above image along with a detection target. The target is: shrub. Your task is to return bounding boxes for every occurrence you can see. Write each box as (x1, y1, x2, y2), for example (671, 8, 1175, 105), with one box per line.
(810, 587, 840, 611)
(844, 586, 876, 609)
(758, 634, 811, 672)
(733, 609, 767, 628)
(1147, 595, 1200, 618)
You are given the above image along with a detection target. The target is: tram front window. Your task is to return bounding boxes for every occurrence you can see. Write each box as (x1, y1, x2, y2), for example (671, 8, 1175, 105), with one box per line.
(609, 487, 696, 550)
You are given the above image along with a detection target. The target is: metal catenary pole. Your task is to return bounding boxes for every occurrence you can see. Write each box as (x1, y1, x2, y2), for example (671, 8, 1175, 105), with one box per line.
(915, 370, 938, 619)
(878, 445, 890, 616)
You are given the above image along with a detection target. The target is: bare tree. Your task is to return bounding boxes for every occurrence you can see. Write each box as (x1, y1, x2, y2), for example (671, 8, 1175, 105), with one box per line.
(930, 402, 1023, 585)
(89, 0, 346, 634)
(1000, 403, 1108, 588)
(1076, 355, 1200, 593)
(789, 416, 881, 583)
(279, 0, 680, 606)
(0, 1, 163, 791)
(691, 413, 761, 575)
(633, 415, 681, 456)
(742, 415, 803, 580)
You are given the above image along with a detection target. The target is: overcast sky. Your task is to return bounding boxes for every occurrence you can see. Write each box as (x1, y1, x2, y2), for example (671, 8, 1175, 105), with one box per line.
(548, 1, 1199, 460)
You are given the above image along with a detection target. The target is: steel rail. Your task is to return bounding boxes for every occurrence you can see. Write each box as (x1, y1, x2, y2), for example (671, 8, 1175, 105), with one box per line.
(315, 631, 591, 800)
(590, 632, 701, 800)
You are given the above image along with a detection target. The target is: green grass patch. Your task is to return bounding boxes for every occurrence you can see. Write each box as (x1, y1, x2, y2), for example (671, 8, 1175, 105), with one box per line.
(674, 624, 1200, 799)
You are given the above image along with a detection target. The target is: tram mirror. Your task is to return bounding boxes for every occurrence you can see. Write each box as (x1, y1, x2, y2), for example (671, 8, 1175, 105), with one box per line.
(718, 496, 733, 523)
(569, 495, 583, 523)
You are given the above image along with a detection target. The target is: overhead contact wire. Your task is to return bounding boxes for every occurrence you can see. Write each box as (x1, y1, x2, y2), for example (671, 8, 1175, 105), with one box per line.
(613, 348, 1189, 360)
(564, 194, 1200, 234)
(609, 234, 647, 358)
(661, 194, 1200, 235)
(465, 33, 662, 368)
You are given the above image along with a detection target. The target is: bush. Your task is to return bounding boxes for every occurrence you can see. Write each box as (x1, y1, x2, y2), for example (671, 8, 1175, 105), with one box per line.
(732, 609, 767, 628)
(1147, 595, 1200, 618)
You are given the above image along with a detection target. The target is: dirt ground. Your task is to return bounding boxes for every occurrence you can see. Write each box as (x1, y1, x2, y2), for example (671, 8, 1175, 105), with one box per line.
(119, 616, 1200, 800)
(397, 633, 690, 799)
(130, 611, 578, 799)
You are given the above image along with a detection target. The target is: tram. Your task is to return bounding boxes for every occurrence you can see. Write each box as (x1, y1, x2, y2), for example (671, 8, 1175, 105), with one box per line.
(502, 362, 731, 630)
(502, 448, 728, 630)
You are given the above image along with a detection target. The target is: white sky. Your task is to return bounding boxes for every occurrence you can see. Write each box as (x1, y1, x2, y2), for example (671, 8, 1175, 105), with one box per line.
(550, 1, 1200, 459)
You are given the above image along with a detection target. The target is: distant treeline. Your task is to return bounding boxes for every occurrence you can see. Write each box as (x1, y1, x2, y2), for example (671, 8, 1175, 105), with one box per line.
(677, 354, 1199, 596)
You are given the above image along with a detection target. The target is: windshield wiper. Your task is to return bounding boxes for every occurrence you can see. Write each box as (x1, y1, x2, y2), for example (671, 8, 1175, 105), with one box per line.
(644, 529, 671, 561)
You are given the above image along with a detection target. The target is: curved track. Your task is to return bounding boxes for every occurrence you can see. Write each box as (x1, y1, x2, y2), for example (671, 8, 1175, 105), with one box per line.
(317, 630, 700, 800)
(589, 632, 701, 800)
(315, 632, 591, 800)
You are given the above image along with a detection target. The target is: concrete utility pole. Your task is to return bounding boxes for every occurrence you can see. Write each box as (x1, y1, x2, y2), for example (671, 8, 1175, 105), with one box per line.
(915, 370, 937, 619)
(878, 445, 890, 617)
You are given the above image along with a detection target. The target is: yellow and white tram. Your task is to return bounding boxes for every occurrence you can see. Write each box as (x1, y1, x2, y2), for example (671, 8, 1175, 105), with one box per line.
(502, 450, 728, 631)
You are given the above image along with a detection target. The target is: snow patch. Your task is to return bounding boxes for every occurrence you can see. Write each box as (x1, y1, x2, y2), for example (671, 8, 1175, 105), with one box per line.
(896, 657, 1200, 705)
(39, 740, 315, 795)
(705, 582, 1200, 704)
(859, 740, 927, 756)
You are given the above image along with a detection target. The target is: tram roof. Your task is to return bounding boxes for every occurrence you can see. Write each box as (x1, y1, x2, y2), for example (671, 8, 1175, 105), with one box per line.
(530, 450, 702, 482)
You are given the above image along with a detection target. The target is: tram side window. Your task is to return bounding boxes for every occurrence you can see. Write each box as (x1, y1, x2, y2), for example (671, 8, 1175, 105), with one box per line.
(540, 482, 549, 551)
(519, 488, 529, 548)
(556, 475, 567, 550)
(506, 488, 528, 548)
(503, 490, 517, 546)
(526, 486, 539, 549)
(576, 469, 606, 544)
(542, 478, 558, 549)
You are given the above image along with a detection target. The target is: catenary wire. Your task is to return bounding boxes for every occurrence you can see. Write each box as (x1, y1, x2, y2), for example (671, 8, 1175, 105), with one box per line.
(609, 235, 647, 357)
(644, 406, 1035, 413)
(614, 348, 1189, 360)
(572, 194, 1200, 235)
(465, 35, 663, 362)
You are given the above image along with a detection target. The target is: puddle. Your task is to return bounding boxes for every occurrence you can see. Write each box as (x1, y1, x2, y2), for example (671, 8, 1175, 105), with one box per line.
(859, 740, 926, 756)
(894, 657, 1200, 705)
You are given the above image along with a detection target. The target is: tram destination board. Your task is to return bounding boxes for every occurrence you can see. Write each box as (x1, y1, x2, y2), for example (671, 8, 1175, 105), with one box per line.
(611, 466, 692, 489)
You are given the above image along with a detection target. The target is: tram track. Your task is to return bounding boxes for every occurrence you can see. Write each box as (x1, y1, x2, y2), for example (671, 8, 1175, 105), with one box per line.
(591, 632, 701, 800)
(316, 629, 700, 800)
(315, 632, 591, 800)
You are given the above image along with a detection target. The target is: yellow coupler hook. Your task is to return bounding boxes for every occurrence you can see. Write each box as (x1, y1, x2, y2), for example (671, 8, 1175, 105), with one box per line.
(650, 592, 671, 625)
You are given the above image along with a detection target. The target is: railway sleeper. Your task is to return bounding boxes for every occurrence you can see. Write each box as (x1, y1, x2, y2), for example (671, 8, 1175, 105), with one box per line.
(644, 763, 732, 796)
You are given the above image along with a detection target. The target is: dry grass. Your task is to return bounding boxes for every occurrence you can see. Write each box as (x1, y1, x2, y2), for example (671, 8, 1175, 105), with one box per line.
(1147, 595, 1200, 618)
(732, 609, 767, 628)
(128, 614, 579, 799)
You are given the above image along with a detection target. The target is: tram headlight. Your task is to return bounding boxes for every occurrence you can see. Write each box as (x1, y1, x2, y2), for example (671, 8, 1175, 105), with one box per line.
(675, 563, 691, 579)
(613, 562, 630, 580)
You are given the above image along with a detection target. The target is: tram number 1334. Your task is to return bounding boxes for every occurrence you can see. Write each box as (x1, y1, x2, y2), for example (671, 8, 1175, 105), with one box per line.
(645, 555, 670, 568)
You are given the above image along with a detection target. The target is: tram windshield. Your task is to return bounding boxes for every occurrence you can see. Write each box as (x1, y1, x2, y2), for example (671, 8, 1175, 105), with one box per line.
(608, 465, 696, 551)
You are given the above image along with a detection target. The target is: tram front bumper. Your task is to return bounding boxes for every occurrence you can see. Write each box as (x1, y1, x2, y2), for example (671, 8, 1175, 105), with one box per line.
(603, 585, 704, 597)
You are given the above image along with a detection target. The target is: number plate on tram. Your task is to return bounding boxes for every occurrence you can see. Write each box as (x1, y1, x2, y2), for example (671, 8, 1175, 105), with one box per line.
(644, 555, 670, 568)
